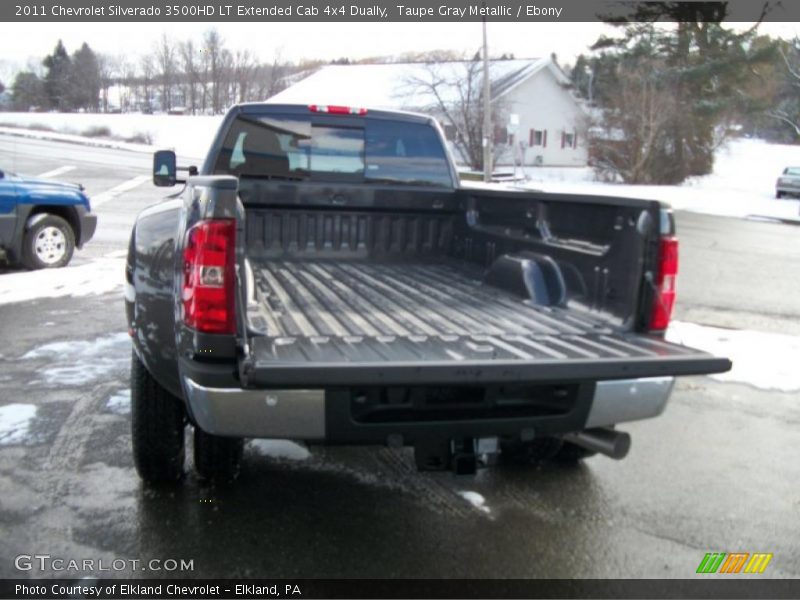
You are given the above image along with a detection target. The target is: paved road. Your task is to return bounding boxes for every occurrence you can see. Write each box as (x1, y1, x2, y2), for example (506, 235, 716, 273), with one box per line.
(0, 136, 798, 580)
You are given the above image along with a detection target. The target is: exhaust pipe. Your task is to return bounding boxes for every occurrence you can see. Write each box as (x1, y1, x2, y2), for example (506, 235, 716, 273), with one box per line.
(563, 428, 631, 460)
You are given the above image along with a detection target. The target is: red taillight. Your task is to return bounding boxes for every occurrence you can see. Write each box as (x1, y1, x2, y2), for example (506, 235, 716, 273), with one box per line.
(182, 219, 236, 335)
(309, 104, 367, 115)
(649, 236, 679, 331)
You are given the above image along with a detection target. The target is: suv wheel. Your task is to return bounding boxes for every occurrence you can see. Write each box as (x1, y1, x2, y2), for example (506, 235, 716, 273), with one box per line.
(130, 350, 186, 483)
(22, 214, 75, 269)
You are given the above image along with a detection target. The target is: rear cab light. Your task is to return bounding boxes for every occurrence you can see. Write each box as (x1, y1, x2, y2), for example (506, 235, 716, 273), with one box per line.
(309, 104, 368, 115)
(182, 219, 237, 335)
(649, 208, 678, 332)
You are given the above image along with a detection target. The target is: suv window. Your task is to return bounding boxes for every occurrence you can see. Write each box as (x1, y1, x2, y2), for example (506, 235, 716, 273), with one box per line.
(213, 114, 452, 187)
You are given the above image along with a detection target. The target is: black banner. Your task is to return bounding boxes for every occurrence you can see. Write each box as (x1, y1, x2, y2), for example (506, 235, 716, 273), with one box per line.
(3, 579, 800, 600)
(0, 0, 795, 22)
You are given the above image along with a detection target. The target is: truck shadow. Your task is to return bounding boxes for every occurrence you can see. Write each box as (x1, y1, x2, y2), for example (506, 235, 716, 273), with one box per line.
(133, 447, 609, 578)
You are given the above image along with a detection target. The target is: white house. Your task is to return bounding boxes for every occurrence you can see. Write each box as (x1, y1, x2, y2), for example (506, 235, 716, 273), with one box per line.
(267, 58, 588, 167)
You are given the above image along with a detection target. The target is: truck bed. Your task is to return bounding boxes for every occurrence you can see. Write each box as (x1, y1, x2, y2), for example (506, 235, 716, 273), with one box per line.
(245, 257, 726, 387)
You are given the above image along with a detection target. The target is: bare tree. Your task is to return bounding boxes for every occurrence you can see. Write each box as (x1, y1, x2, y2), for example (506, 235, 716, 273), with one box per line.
(180, 40, 199, 114)
(232, 49, 255, 103)
(117, 56, 136, 112)
(97, 53, 115, 112)
(768, 39, 800, 136)
(401, 53, 505, 170)
(156, 34, 176, 111)
(588, 61, 678, 183)
(139, 53, 155, 111)
(203, 29, 226, 113)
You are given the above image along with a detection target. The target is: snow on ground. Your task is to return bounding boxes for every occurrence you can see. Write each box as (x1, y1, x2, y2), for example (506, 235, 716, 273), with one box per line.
(457, 490, 492, 514)
(0, 112, 221, 160)
(0, 403, 37, 446)
(667, 321, 800, 392)
(249, 439, 311, 461)
(22, 332, 130, 386)
(0, 256, 125, 306)
(518, 139, 800, 222)
(105, 389, 131, 416)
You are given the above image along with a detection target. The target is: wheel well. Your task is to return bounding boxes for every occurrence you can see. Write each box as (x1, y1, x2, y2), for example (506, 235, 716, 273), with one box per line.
(28, 205, 80, 242)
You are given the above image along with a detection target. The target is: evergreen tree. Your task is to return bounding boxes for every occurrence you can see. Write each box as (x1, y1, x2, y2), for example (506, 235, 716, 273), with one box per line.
(11, 71, 45, 111)
(43, 40, 72, 111)
(70, 43, 101, 110)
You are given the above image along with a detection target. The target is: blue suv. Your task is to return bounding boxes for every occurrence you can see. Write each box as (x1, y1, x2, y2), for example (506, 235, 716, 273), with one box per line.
(0, 168, 97, 269)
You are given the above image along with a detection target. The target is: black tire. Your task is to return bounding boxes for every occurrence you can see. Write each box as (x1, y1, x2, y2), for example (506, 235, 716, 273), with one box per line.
(130, 350, 186, 483)
(22, 214, 75, 270)
(499, 436, 564, 465)
(194, 427, 244, 484)
(776, 191, 783, 199)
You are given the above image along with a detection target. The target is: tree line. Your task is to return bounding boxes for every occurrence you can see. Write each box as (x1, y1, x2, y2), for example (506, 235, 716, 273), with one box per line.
(7, 30, 312, 114)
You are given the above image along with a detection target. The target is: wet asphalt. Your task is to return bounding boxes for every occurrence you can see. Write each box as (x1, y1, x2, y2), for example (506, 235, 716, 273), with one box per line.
(0, 137, 798, 580)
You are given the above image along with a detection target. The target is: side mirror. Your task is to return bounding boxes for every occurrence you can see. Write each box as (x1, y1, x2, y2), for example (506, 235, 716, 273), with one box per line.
(153, 150, 177, 187)
(0, 169, 5, 179)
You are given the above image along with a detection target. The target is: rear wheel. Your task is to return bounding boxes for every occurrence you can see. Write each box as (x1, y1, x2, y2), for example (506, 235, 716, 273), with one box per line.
(194, 428, 244, 484)
(22, 214, 75, 269)
(776, 191, 784, 199)
(130, 351, 186, 483)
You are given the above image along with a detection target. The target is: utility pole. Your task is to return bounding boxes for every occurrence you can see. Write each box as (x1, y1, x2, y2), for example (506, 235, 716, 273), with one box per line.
(482, 14, 492, 182)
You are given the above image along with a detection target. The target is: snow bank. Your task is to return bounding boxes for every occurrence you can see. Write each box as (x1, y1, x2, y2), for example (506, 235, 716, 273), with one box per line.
(249, 439, 311, 461)
(0, 256, 125, 306)
(457, 490, 492, 514)
(0, 404, 37, 446)
(667, 321, 800, 392)
(0, 112, 222, 160)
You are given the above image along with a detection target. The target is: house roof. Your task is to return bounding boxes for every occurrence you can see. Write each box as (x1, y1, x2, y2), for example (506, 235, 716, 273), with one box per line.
(267, 58, 571, 110)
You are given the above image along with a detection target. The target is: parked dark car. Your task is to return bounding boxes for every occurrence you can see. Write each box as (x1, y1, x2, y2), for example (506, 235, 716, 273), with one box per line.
(126, 103, 731, 485)
(0, 169, 97, 269)
(775, 166, 800, 198)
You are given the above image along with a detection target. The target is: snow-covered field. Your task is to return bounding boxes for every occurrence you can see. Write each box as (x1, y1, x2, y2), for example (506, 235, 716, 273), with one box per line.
(0, 112, 221, 160)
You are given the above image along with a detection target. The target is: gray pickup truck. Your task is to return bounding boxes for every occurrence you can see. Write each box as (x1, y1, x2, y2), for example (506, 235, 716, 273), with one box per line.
(125, 103, 730, 484)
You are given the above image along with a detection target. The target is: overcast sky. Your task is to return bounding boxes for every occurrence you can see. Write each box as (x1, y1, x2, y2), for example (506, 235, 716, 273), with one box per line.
(1, 21, 797, 80)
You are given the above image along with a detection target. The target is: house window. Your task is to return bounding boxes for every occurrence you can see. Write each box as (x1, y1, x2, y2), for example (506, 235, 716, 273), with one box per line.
(561, 130, 578, 149)
(529, 129, 546, 147)
(494, 125, 508, 144)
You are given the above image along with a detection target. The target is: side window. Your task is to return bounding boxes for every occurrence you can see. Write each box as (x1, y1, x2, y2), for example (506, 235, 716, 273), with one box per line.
(230, 132, 246, 169)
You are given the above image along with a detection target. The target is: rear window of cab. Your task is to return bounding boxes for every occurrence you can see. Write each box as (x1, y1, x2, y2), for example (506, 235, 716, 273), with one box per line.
(213, 114, 453, 188)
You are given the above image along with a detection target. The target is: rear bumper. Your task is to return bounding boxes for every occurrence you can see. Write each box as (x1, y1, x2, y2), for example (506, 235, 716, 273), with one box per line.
(183, 376, 674, 441)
